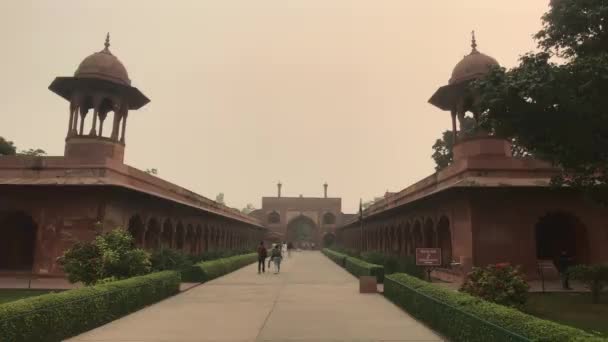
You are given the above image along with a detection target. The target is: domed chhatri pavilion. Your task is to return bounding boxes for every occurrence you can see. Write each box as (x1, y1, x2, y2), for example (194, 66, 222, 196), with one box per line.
(337, 33, 608, 282)
(0, 35, 266, 276)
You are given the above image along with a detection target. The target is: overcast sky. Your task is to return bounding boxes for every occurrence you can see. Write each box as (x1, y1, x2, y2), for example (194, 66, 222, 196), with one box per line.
(0, 1, 549, 213)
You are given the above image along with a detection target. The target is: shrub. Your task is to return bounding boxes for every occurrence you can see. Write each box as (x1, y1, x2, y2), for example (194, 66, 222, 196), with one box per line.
(460, 263, 529, 308)
(322, 248, 348, 267)
(0, 271, 180, 342)
(189, 249, 253, 264)
(182, 253, 257, 282)
(151, 248, 192, 272)
(385, 273, 604, 342)
(58, 228, 151, 285)
(569, 264, 608, 304)
(345, 257, 384, 283)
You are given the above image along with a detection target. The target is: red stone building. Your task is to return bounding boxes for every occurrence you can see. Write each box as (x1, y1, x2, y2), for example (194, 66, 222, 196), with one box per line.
(0, 36, 265, 277)
(250, 182, 355, 248)
(336, 34, 608, 280)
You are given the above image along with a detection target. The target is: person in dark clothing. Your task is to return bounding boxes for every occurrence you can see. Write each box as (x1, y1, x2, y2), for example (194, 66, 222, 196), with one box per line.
(257, 241, 267, 274)
(556, 250, 573, 290)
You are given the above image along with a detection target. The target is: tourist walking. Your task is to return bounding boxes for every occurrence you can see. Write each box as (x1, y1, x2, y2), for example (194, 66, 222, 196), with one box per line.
(557, 250, 573, 290)
(257, 241, 267, 274)
(271, 244, 283, 274)
(268, 243, 275, 270)
(287, 242, 293, 258)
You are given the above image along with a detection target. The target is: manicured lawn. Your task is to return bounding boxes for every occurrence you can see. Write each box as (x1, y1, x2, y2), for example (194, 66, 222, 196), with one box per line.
(526, 292, 608, 337)
(0, 289, 52, 304)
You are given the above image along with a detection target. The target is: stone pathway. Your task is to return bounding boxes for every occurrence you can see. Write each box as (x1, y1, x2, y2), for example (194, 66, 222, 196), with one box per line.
(68, 251, 443, 342)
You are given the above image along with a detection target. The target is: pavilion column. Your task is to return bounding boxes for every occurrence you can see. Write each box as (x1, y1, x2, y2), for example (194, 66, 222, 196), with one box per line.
(89, 97, 101, 136)
(67, 103, 76, 137)
(78, 106, 87, 135)
(110, 104, 120, 140)
(119, 110, 128, 143)
(451, 110, 458, 144)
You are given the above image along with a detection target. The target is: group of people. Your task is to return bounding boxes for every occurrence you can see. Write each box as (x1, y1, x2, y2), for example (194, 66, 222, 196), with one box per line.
(256, 241, 293, 274)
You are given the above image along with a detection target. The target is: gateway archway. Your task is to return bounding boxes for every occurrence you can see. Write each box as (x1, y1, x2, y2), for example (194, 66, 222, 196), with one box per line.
(0, 211, 37, 271)
(535, 212, 589, 264)
(287, 215, 317, 249)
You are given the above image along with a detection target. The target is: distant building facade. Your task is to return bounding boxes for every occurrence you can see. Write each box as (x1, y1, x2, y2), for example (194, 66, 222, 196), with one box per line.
(250, 183, 355, 248)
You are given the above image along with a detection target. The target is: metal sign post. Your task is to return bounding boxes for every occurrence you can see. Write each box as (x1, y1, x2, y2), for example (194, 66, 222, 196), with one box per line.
(416, 248, 442, 282)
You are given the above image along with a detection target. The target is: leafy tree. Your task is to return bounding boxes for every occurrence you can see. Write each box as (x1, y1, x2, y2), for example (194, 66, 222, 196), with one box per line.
(0, 137, 16, 156)
(58, 228, 151, 285)
(0, 136, 47, 157)
(19, 148, 46, 156)
(145, 168, 158, 175)
(215, 193, 225, 205)
(241, 203, 256, 214)
(474, 0, 608, 193)
(569, 264, 608, 304)
(431, 117, 476, 171)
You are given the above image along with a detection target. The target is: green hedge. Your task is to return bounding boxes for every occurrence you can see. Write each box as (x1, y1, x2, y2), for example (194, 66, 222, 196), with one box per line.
(0, 271, 180, 342)
(345, 256, 384, 283)
(182, 253, 257, 282)
(322, 248, 347, 267)
(384, 273, 606, 342)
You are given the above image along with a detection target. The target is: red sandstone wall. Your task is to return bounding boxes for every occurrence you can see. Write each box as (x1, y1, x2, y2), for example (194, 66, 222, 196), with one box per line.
(470, 188, 608, 278)
(0, 186, 103, 276)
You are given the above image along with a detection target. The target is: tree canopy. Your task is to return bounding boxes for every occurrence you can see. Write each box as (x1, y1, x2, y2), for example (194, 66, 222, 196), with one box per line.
(0, 137, 16, 156)
(473, 0, 608, 192)
(0, 136, 46, 157)
(431, 117, 475, 171)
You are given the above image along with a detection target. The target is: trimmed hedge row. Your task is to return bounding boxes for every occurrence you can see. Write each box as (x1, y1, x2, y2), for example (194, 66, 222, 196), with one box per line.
(384, 273, 606, 342)
(345, 257, 385, 283)
(322, 248, 384, 283)
(0, 271, 180, 342)
(182, 253, 257, 282)
(322, 248, 347, 267)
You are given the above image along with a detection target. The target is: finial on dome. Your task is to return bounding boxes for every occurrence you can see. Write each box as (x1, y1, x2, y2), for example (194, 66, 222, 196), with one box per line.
(471, 30, 478, 53)
(103, 33, 111, 52)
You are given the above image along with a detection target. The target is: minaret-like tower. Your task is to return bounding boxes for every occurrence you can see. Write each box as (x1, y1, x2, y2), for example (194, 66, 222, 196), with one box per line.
(277, 181, 282, 198)
(323, 182, 328, 198)
(428, 31, 499, 143)
(49, 34, 150, 163)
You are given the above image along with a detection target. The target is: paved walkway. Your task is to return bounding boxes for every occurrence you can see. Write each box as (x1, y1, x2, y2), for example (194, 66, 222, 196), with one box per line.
(68, 251, 443, 342)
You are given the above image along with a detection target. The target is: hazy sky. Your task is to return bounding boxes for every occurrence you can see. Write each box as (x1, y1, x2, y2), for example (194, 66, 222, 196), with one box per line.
(1, 1, 549, 213)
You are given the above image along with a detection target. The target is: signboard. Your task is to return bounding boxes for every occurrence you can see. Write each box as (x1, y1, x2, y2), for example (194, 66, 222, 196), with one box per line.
(415, 248, 442, 266)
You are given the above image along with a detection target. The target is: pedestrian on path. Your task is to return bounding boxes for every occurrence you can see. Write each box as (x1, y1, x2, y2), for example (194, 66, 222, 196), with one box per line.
(271, 244, 283, 274)
(268, 243, 274, 270)
(257, 241, 267, 274)
(556, 250, 573, 290)
(287, 241, 293, 258)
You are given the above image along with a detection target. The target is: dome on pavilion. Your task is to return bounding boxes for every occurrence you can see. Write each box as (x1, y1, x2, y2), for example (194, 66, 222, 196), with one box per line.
(448, 33, 499, 85)
(74, 34, 131, 86)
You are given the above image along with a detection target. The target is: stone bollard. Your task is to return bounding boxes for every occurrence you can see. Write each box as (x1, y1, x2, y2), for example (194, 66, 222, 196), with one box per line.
(359, 276, 377, 293)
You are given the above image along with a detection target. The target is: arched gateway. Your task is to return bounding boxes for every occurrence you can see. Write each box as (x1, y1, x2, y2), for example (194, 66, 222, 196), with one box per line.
(0, 211, 37, 271)
(286, 215, 318, 249)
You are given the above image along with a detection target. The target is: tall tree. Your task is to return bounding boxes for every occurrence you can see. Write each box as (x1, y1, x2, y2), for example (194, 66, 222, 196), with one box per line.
(215, 193, 225, 205)
(474, 0, 608, 192)
(0, 137, 16, 156)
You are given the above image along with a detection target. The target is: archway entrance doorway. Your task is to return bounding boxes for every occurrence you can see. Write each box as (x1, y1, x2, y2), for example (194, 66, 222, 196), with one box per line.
(535, 212, 589, 265)
(287, 216, 317, 249)
(323, 233, 336, 247)
(0, 211, 37, 271)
